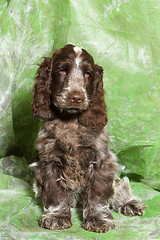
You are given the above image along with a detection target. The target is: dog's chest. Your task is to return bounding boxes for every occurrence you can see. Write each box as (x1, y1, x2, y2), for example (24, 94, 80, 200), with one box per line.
(55, 121, 80, 153)
(44, 120, 96, 190)
(45, 119, 94, 154)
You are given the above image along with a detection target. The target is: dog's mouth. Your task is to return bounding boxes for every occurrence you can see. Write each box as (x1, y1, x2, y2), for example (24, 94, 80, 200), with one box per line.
(65, 108, 82, 114)
(52, 100, 88, 115)
(64, 103, 89, 114)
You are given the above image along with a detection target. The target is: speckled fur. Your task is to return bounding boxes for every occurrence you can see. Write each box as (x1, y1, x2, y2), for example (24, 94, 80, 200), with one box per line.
(32, 44, 146, 233)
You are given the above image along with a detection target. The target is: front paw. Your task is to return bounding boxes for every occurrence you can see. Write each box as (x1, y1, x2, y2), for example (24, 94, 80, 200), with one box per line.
(40, 214, 72, 230)
(121, 199, 146, 216)
(82, 217, 115, 233)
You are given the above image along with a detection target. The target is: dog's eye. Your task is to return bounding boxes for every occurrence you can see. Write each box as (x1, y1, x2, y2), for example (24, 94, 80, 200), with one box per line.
(59, 70, 67, 75)
(84, 72, 91, 78)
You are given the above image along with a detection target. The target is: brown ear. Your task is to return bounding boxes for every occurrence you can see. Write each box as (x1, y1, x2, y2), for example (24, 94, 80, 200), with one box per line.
(32, 57, 54, 120)
(79, 65, 108, 130)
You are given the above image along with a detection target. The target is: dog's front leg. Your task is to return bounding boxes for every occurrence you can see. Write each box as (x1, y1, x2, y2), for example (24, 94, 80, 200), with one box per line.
(36, 162, 72, 230)
(82, 162, 115, 233)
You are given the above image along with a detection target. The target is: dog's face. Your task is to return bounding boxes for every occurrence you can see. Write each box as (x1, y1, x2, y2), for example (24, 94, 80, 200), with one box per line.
(32, 44, 107, 129)
(51, 44, 95, 114)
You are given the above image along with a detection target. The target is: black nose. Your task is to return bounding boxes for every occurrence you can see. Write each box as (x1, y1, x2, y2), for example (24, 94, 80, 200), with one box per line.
(69, 92, 84, 104)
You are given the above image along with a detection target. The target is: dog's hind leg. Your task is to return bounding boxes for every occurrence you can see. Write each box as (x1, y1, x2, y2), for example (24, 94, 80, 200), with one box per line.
(108, 177, 146, 216)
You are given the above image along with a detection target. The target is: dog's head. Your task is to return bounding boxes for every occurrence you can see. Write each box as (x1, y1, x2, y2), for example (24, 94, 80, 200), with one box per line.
(32, 44, 107, 129)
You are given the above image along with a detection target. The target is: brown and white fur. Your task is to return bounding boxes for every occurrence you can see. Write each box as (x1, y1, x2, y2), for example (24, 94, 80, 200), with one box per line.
(31, 44, 146, 233)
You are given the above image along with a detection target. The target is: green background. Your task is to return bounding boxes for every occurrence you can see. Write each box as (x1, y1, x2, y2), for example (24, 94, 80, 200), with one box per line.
(0, 0, 160, 239)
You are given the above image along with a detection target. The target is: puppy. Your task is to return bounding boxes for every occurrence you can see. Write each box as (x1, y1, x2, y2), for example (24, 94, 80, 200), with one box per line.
(31, 44, 146, 233)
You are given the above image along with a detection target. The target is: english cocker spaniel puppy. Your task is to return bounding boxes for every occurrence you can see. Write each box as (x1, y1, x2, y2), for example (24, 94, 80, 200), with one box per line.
(31, 44, 146, 233)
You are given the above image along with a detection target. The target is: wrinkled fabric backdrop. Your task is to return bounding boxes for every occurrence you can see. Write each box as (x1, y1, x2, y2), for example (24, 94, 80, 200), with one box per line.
(0, 0, 160, 239)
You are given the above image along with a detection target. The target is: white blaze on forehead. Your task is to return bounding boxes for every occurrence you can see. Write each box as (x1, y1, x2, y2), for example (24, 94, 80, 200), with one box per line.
(73, 46, 82, 67)
(73, 46, 82, 55)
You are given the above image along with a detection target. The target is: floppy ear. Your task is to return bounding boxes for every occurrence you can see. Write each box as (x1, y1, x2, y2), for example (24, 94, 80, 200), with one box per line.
(32, 57, 54, 120)
(79, 65, 108, 130)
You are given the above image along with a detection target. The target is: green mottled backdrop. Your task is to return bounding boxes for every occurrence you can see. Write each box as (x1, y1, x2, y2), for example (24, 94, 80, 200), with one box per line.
(0, 0, 160, 239)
